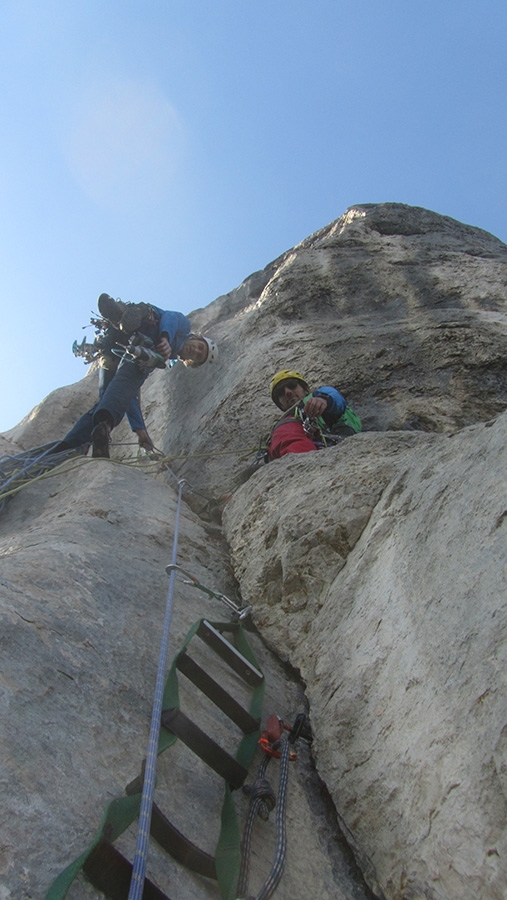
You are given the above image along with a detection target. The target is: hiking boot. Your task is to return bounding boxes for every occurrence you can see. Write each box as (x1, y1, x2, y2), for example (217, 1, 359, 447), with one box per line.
(97, 293, 126, 326)
(91, 422, 111, 458)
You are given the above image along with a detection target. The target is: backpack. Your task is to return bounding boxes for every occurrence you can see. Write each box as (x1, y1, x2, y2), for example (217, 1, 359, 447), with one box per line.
(339, 406, 362, 433)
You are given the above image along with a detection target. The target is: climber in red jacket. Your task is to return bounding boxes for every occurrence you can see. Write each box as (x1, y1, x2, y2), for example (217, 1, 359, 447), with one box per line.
(268, 370, 361, 460)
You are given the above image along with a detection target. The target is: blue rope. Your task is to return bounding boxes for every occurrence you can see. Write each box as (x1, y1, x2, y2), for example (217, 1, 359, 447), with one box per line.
(128, 476, 186, 900)
(0, 442, 61, 492)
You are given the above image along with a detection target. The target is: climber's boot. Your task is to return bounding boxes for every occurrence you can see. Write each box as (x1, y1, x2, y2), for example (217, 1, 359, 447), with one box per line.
(91, 421, 111, 459)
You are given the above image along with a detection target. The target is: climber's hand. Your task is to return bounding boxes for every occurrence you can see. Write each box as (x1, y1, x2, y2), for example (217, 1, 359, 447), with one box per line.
(156, 336, 171, 360)
(303, 396, 327, 418)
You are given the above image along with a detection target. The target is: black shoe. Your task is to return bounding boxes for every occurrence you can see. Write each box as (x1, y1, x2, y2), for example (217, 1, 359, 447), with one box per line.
(91, 422, 111, 458)
(97, 293, 126, 326)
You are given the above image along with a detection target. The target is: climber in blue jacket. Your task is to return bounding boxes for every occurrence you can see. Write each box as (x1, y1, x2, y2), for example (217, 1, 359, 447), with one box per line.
(53, 317, 153, 454)
(53, 294, 217, 459)
(90, 295, 217, 458)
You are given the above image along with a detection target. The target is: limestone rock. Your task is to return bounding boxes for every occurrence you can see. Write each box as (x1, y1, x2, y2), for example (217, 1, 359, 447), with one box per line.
(0, 461, 357, 899)
(5, 366, 99, 450)
(224, 415, 507, 899)
(150, 202, 507, 499)
(2, 202, 507, 900)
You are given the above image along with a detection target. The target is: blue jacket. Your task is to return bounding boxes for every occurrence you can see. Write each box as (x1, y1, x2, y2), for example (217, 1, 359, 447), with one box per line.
(311, 386, 347, 424)
(143, 307, 191, 359)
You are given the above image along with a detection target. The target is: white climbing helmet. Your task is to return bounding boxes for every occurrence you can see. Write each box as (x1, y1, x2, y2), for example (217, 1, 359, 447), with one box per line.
(183, 334, 218, 367)
(202, 336, 218, 365)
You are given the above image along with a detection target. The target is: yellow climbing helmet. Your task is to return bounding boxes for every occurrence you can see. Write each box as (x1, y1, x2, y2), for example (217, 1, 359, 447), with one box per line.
(270, 369, 309, 408)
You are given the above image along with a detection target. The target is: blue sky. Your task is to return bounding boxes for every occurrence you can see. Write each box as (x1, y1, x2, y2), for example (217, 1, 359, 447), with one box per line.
(1, 0, 506, 433)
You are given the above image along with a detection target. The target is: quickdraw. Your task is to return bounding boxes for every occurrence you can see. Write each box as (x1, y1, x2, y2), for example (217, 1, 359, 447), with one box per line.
(258, 714, 298, 761)
(166, 563, 252, 620)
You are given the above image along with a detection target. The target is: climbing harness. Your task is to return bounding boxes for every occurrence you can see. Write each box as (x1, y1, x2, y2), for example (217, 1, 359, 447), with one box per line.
(300, 413, 348, 449)
(283, 399, 360, 450)
(301, 413, 324, 443)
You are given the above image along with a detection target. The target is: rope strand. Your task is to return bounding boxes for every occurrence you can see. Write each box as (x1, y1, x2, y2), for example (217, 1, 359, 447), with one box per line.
(127, 476, 186, 900)
(256, 738, 290, 900)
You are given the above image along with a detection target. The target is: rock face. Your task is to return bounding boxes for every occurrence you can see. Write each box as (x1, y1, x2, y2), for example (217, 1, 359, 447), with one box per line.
(1, 461, 356, 900)
(2, 203, 507, 900)
(224, 420, 507, 899)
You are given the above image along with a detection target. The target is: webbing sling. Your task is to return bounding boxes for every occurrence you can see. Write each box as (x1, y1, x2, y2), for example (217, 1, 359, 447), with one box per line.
(45, 618, 265, 900)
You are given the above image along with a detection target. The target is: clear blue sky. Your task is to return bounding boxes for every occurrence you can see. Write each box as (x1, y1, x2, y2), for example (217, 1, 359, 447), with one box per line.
(1, 0, 506, 433)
